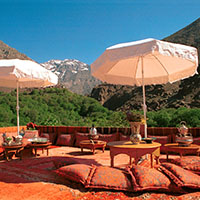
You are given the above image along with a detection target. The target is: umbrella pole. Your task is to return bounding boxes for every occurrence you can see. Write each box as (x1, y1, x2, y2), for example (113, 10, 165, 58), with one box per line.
(16, 81, 20, 135)
(141, 56, 147, 138)
(142, 84, 147, 138)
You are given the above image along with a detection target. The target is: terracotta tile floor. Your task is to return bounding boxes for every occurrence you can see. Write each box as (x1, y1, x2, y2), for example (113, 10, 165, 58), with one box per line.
(33, 145, 178, 167)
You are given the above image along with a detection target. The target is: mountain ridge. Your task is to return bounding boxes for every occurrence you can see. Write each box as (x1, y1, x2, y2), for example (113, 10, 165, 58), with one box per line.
(41, 59, 101, 95)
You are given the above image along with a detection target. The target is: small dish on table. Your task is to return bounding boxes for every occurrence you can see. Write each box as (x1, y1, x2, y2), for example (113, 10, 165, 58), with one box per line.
(142, 137, 156, 144)
(28, 137, 48, 144)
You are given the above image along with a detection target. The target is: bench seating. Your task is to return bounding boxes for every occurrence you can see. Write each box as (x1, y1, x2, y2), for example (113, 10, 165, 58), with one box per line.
(1, 126, 200, 154)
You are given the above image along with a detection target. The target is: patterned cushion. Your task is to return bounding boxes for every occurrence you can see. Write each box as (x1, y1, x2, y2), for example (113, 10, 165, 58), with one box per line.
(54, 164, 92, 184)
(85, 166, 132, 191)
(184, 163, 200, 175)
(119, 133, 130, 141)
(56, 134, 74, 146)
(148, 135, 169, 153)
(23, 130, 39, 138)
(53, 157, 80, 169)
(172, 156, 200, 167)
(172, 156, 200, 174)
(40, 132, 56, 144)
(127, 165, 171, 192)
(98, 132, 120, 147)
(160, 162, 200, 189)
(74, 132, 89, 147)
(193, 137, 200, 145)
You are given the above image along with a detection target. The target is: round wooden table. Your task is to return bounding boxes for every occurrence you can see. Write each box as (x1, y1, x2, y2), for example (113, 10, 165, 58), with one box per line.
(107, 141, 161, 168)
(3, 144, 25, 161)
(27, 142, 52, 157)
(164, 143, 200, 161)
(79, 140, 106, 154)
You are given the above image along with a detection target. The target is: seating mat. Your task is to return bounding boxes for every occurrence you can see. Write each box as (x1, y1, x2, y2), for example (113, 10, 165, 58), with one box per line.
(0, 146, 200, 199)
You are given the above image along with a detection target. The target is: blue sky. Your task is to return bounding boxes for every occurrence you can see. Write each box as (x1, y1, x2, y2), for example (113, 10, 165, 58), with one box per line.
(0, 0, 199, 64)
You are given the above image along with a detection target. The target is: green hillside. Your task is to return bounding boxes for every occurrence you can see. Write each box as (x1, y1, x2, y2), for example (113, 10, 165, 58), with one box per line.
(0, 87, 199, 128)
(0, 87, 127, 128)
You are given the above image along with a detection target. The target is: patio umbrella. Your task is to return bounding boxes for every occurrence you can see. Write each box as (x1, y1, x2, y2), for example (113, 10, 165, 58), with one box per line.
(91, 38, 198, 138)
(0, 59, 58, 135)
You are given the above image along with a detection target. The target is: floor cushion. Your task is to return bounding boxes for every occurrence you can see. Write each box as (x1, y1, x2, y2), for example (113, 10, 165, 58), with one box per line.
(74, 132, 89, 147)
(119, 132, 130, 141)
(54, 164, 92, 184)
(85, 165, 132, 191)
(127, 165, 171, 192)
(53, 157, 81, 169)
(148, 135, 169, 153)
(56, 133, 74, 146)
(23, 130, 39, 138)
(160, 162, 200, 190)
(40, 132, 56, 144)
(193, 137, 200, 145)
(98, 132, 120, 147)
(171, 156, 200, 175)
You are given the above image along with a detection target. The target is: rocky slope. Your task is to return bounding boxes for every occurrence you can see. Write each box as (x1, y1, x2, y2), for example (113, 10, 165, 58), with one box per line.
(90, 18, 200, 111)
(41, 59, 101, 95)
(0, 40, 32, 60)
(91, 74, 200, 112)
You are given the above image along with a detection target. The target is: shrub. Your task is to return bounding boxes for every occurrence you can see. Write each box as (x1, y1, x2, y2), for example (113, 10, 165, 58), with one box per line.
(0, 88, 199, 127)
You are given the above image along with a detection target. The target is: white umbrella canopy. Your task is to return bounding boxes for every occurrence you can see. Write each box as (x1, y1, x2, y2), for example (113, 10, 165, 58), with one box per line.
(0, 59, 58, 134)
(91, 38, 198, 138)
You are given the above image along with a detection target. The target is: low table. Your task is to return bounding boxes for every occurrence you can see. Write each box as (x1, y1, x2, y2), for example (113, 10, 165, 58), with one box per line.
(107, 141, 161, 168)
(3, 144, 25, 161)
(27, 142, 52, 157)
(164, 143, 200, 161)
(79, 140, 106, 154)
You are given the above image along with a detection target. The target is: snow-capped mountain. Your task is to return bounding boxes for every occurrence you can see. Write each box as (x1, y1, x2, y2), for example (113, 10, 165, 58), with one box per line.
(41, 59, 101, 95)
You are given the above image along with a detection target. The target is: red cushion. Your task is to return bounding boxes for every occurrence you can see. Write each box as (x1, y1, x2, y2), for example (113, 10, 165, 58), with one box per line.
(148, 135, 169, 153)
(160, 162, 200, 189)
(127, 165, 171, 192)
(171, 156, 200, 175)
(98, 132, 119, 147)
(54, 164, 91, 184)
(172, 156, 200, 166)
(193, 137, 200, 145)
(85, 166, 132, 191)
(119, 133, 130, 141)
(40, 132, 56, 144)
(24, 130, 39, 138)
(75, 132, 89, 147)
(56, 134, 74, 146)
(53, 157, 80, 169)
(184, 163, 200, 175)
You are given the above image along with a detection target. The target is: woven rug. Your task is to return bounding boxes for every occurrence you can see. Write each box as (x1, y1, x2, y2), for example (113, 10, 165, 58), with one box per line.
(0, 156, 60, 184)
(0, 146, 200, 200)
